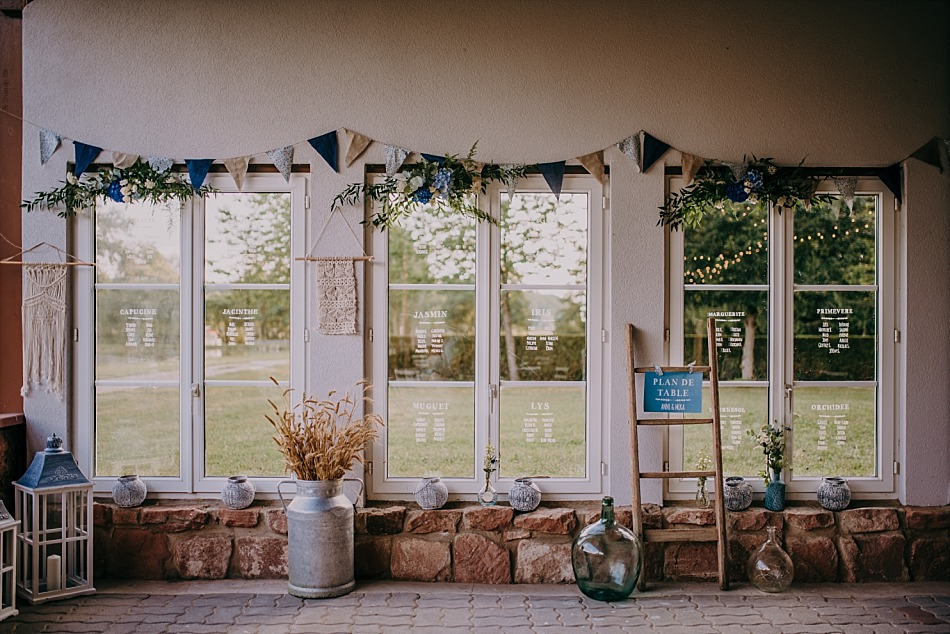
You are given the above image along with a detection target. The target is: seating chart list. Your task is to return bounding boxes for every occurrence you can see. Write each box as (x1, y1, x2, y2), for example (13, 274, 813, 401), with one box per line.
(817, 308, 851, 355)
(709, 311, 744, 354)
(413, 310, 447, 356)
(522, 401, 556, 444)
(412, 401, 448, 443)
(223, 308, 259, 346)
(526, 308, 557, 353)
(122, 308, 157, 348)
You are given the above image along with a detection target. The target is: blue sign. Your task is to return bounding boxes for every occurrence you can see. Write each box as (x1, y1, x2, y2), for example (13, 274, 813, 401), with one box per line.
(643, 371, 702, 413)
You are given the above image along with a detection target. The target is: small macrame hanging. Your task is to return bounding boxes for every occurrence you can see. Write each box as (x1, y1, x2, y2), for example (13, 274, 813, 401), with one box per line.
(316, 259, 358, 335)
(21, 263, 68, 398)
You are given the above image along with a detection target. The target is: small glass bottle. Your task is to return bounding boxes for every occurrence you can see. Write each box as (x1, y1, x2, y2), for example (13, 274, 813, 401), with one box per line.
(572, 496, 642, 601)
(477, 471, 497, 506)
(746, 525, 794, 592)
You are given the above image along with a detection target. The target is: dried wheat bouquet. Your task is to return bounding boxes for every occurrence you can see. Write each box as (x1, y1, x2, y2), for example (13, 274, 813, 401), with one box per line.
(266, 378, 384, 481)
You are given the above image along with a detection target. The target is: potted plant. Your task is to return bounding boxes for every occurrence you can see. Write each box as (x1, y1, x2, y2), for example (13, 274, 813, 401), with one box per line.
(748, 422, 790, 511)
(266, 379, 383, 598)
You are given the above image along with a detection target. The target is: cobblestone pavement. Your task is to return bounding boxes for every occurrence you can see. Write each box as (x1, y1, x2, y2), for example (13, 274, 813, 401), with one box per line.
(3, 579, 949, 633)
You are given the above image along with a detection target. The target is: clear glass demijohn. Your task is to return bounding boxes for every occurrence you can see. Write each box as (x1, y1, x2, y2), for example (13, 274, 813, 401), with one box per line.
(746, 525, 794, 592)
(571, 496, 642, 601)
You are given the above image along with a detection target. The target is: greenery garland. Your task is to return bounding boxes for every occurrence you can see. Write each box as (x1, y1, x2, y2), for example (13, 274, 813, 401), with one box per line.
(659, 157, 835, 230)
(332, 144, 527, 229)
(22, 160, 214, 217)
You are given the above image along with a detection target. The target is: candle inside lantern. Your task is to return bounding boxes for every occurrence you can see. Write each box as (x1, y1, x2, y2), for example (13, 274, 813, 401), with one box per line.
(46, 554, 61, 591)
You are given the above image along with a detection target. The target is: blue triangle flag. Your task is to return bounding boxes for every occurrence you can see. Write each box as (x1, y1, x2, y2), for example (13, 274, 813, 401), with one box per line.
(537, 161, 566, 198)
(876, 164, 902, 203)
(642, 133, 671, 173)
(73, 141, 102, 177)
(420, 153, 446, 165)
(308, 131, 340, 172)
(185, 159, 214, 191)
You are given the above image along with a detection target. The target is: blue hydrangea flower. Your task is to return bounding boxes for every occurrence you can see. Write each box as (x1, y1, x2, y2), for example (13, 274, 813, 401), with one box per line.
(433, 167, 452, 191)
(106, 179, 124, 203)
(743, 169, 763, 190)
(414, 188, 432, 204)
(726, 182, 749, 203)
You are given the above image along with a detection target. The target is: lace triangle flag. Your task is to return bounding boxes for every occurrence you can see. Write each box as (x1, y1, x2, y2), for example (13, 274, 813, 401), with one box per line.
(39, 129, 62, 165)
(618, 132, 641, 172)
(385, 145, 410, 177)
(267, 146, 294, 182)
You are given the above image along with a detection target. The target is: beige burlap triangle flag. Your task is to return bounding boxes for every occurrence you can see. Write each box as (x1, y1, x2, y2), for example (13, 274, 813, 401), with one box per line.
(223, 156, 250, 191)
(681, 153, 705, 185)
(112, 152, 139, 169)
(577, 150, 606, 186)
(344, 129, 373, 168)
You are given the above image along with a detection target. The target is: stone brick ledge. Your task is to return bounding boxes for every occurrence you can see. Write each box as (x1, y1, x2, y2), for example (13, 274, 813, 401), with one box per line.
(91, 499, 949, 584)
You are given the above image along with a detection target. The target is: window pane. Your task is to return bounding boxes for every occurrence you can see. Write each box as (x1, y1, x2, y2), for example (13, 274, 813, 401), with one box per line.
(793, 291, 875, 381)
(499, 385, 586, 478)
(388, 206, 476, 285)
(794, 196, 876, 286)
(205, 289, 290, 381)
(684, 386, 767, 478)
(684, 290, 768, 381)
(96, 200, 180, 284)
(683, 200, 768, 285)
(386, 385, 475, 478)
(499, 290, 586, 381)
(96, 289, 180, 380)
(791, 386, 876, 477)
(205, 193, 291, 284)
(502, 192, 588, 286)
(95, 386, 180, 477)
(388, 289, 475, 381)
(205, 385, 285, 477)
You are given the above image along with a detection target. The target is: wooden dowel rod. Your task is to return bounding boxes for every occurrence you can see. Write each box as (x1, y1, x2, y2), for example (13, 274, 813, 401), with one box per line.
(636, 418, 715, 426)
(633, 365, 711, 374)
(294, 256, 374, 262)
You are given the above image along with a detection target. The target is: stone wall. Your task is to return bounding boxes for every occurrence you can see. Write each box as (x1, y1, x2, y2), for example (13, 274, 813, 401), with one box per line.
(93, 502, 950, 584)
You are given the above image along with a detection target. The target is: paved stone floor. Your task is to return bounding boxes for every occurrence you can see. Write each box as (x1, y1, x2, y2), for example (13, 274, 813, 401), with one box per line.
(2, 579, 949, 633)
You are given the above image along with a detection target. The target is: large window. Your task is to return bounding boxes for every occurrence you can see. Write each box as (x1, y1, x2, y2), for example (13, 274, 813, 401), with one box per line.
(75, 173, 306, 493)
(670, 178, 896, 497)
(369, 175, 605, 498)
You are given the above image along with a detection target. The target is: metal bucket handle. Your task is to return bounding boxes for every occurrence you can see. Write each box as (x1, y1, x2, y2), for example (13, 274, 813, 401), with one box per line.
(276, 478, 365, 511)
(276, 479, 295, 512)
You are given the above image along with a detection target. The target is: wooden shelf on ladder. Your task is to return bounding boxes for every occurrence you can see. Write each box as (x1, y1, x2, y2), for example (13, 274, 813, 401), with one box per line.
(625, 318, 730, 591)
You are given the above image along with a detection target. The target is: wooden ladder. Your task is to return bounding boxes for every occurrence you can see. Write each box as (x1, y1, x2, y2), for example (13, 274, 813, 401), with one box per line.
(625, 318, 729, 591)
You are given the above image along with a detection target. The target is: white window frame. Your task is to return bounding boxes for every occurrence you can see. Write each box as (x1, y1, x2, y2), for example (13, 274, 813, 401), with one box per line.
(74, 172, 307, 495)
(668, 177, 897, 499)
(367, 174, 608, 500)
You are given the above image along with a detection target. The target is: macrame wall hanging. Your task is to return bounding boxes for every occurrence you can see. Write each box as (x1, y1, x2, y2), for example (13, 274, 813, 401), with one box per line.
(296, 210, 372, 335)
(1, 242, 94, 399)
(21, 264, 68, 397)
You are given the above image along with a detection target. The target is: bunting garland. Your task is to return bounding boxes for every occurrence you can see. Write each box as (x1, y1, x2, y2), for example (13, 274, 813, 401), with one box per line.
(20, 109, 945, 225)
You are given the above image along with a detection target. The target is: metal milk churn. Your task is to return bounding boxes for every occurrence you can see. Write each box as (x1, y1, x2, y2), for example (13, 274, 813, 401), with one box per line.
(278, 478, 362, 598)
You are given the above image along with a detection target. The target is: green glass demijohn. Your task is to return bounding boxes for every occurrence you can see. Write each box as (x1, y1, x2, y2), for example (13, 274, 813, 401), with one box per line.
(571, 496, 642, 601)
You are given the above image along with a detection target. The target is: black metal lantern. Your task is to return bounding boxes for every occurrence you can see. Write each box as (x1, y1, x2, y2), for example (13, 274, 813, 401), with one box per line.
(14, 434, 94, 604)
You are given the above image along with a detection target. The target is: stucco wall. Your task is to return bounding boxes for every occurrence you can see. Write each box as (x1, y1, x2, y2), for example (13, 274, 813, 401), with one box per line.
(18, 0, 950, 505)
